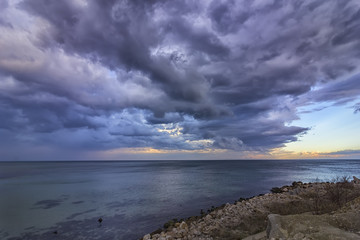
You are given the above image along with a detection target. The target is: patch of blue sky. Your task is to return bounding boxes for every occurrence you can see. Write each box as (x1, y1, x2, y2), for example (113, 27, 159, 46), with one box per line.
(285, 98, 360, 153)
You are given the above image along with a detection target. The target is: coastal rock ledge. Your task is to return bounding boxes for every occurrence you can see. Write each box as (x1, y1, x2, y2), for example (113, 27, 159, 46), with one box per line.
(143, 176, 360, 240)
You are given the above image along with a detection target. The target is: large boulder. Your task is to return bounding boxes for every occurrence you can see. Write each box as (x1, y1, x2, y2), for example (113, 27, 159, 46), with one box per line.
(266, 197, 360, 240)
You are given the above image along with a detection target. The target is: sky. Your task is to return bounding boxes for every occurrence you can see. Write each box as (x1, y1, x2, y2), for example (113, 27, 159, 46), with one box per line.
(0, 0, 359, 161)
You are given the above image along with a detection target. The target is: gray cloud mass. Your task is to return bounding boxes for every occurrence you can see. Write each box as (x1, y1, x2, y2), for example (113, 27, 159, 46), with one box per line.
(1, 0, 360, 159)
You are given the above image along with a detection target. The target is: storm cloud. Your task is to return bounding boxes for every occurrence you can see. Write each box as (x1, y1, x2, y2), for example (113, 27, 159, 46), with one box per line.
(1, 0, 360, 159)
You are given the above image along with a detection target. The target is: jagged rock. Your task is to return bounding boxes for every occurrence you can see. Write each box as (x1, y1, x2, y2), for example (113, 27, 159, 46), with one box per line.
(179, 221, 188, 230)
(353, 176, 360, 184)
(143, 233, 151, 240)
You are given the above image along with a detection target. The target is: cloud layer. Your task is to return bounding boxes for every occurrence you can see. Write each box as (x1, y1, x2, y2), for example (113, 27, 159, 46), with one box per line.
(1, 0, 360, 159)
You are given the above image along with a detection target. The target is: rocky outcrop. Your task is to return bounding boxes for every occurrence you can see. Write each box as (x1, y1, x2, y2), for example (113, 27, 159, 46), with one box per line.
(266, 197, 360, 239)
(142, 179, 360, 240)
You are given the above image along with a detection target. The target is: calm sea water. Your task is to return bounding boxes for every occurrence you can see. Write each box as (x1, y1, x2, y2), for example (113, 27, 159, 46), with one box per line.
(0, 160, 359, 240)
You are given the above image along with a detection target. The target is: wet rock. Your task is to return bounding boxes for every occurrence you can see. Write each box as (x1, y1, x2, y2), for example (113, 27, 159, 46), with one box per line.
(163, 219, 175, 229)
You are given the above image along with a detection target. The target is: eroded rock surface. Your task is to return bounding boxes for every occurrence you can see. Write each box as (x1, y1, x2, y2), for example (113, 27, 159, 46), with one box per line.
(266, 197, 360, 239)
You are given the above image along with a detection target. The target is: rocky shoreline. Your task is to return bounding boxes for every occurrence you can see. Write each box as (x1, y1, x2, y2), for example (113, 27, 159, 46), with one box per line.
(142, 176, 360, 240)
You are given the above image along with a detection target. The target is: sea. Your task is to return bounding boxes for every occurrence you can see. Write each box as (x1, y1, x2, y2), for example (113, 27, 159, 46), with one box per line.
(0, 160, 359, 240)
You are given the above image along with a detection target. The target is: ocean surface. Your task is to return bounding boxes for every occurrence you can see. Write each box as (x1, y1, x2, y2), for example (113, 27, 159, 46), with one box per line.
(0, 160, 359, 240)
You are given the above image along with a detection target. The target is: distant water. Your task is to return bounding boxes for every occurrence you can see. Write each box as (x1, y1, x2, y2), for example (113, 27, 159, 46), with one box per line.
(1, 160, 360, 240)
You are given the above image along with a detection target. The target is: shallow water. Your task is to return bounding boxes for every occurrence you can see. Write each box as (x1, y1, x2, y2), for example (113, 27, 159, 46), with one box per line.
(0, 160, 359, 240)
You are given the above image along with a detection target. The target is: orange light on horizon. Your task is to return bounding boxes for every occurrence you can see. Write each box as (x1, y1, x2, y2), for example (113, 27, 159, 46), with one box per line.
(104, 147, 228, 156)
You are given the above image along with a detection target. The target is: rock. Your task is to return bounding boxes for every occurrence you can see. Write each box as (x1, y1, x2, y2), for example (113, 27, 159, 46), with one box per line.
(266, 204, 360, 240)
(151, 228, 162, 235)
(353, 176, 360, 184)
(266, 214, 288, 239)
(164, 219, 175, 229)
(143, 234, 151, 240)
(179, 221, 188, 230)
(242, 230, 266, 240)
(292, 181, 303, 187)
(270, 187, 283, 193)
(204, 214, 212, 221)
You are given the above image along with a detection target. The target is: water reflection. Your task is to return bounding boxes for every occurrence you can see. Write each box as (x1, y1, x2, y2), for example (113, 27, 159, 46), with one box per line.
(1, 160, 360, 240)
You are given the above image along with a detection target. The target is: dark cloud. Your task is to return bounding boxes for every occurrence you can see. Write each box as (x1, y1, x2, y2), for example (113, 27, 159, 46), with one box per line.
(146, 112, 185, 125)
(0, 0, 360, 159)
(328, 149, 360, 156)
(305, 73, 360, 105)
(209, 1, 249, 35)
